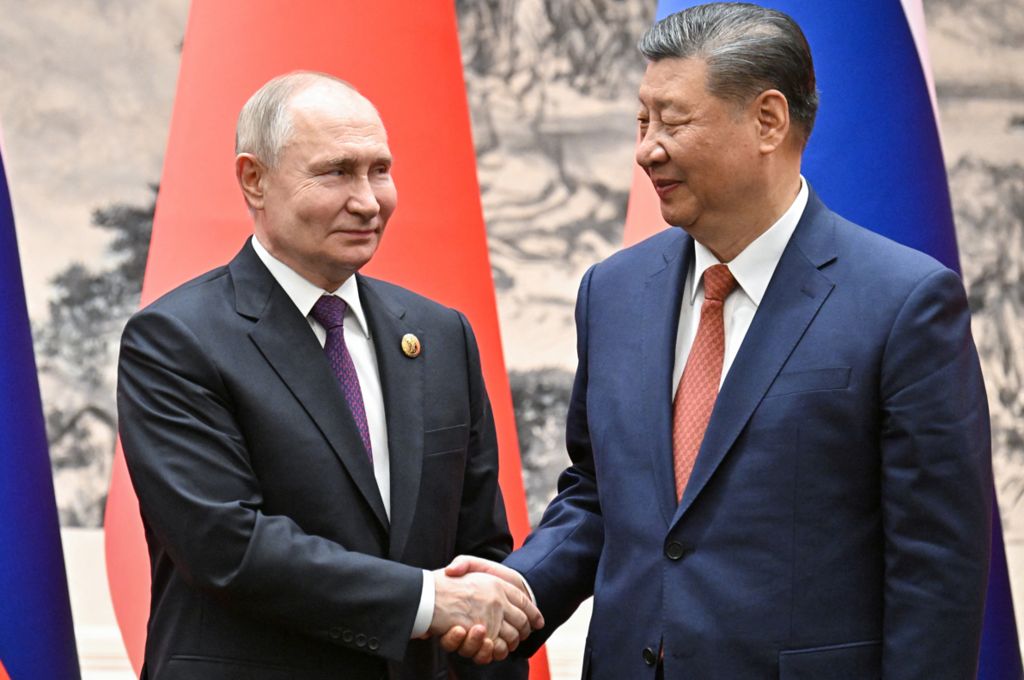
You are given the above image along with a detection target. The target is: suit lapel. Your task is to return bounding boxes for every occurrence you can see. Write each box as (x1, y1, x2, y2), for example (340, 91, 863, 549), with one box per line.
(358, 276, 424, 562)
(230, 241, 389, 532)
(639, 231, 691, 526)
(674, 194, 838, 523)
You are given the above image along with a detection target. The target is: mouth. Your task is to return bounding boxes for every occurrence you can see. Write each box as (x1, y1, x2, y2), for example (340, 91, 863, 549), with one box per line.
(650, 177, 682, 199)
(333, 226, 379, 238)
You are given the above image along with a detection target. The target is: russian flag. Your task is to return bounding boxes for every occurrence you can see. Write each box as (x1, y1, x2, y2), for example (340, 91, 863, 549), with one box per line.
(0, 139, 81, 678)
(626, 2, 1022, 678)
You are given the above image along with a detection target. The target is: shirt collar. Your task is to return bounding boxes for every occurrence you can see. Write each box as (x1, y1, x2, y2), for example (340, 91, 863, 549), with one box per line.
(690, 176, 809, 306)
(251, 235, 371, 339)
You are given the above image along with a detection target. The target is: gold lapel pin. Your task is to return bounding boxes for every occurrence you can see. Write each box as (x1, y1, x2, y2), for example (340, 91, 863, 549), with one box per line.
(401, 333, 421, 358)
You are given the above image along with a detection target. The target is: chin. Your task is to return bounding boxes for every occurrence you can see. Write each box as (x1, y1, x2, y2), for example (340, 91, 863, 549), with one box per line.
(659, 209, 692, 230)
(336, 250, 377, 273)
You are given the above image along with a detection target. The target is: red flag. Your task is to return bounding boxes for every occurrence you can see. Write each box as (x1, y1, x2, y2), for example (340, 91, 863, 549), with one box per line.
(623, 158, 669, 246)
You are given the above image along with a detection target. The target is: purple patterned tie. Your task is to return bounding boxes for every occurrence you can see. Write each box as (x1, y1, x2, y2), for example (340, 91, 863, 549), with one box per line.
(311, 295, 373, 461)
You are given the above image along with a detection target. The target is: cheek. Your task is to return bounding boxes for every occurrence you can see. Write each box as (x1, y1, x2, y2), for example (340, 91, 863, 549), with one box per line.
(294, 191, 343, 224)
(376, 184, 398, 220)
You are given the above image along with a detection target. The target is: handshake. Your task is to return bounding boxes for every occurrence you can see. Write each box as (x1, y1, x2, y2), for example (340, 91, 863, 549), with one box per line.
(426, 556, 544, 664)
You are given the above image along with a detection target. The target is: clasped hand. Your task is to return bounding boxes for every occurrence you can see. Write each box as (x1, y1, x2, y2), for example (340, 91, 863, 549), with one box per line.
(427, 556, 544, 664)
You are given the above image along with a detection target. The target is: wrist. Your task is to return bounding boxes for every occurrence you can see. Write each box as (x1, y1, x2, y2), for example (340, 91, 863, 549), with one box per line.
(410, 569, 435, 638)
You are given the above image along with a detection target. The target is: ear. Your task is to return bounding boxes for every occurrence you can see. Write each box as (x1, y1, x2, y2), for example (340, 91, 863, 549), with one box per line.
(753, 89, 791, 154)
(235, 153, 268, 211)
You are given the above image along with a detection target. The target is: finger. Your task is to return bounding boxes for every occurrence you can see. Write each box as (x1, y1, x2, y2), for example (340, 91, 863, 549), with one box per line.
(445, 554, 494, 578)
(498, 583, 538, 636)
(444, 555, 473, 577)
(439, 625, 468, 653)
(445, 555, 512, 581)
(491, 636, 510, 662)
(501, 600, 530, 640)
(472, 636, 496, 665)
(518, 593, 545, 630)
(456, 624, 488, 659)
(499, 620, 520, 652)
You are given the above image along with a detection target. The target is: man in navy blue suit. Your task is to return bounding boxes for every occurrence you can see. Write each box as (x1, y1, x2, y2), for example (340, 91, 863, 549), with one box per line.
(446, 4, 992, 678)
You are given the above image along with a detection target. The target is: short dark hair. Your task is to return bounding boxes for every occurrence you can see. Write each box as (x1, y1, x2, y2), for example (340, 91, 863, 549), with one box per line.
(639, 2, 818, 140)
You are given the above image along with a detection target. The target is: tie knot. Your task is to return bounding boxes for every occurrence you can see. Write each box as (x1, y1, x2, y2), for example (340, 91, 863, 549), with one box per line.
(311, 295, 348, 330)
(703, 264, 737, 302)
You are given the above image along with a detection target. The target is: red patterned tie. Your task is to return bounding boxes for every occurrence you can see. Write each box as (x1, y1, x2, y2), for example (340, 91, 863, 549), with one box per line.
(311, 295, 373, 461)
(673, 264, 737, 501)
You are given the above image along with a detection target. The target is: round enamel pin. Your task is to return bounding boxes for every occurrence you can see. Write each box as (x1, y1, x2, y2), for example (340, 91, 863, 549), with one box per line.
(401, 333, 421, 358)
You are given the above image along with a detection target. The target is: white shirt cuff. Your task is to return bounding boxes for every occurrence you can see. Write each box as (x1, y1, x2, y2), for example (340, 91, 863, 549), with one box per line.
(515, 570, 537, 604)
(410, 569, 435, 638)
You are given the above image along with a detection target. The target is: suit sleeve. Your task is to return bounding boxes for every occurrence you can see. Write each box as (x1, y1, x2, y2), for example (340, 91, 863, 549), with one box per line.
(503, 265, 606, 655)
(878, 267, 992, 678)
(117, 307, 423, 662)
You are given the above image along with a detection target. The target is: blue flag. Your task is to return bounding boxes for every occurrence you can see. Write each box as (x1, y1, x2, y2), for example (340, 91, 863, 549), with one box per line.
(0, 144, 81, 678)
(649, 1, 1019, 677)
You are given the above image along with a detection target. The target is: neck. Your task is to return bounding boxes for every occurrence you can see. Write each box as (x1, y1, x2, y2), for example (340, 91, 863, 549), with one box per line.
(252, 229, 354, 292)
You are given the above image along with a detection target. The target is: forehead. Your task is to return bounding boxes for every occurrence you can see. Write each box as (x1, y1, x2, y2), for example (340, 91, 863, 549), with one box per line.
(637, 57, 711, 109)
(286, 84, 390, 151)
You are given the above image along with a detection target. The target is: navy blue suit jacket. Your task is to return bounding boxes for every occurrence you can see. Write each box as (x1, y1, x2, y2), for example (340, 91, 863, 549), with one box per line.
(505, 192, 992, 679)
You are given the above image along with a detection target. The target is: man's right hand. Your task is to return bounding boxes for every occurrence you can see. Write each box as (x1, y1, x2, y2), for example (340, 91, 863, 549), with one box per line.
(428, 570, 543, 664)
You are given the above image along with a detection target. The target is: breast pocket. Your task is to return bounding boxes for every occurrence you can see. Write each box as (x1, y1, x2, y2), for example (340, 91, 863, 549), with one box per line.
(424, 423, 469, 456)
(765, 367, 851, 398)
(778, 640, 881, 679)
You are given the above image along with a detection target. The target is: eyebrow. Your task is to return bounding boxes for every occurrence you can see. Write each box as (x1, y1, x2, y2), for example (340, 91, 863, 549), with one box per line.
(314, 155, 392, 172)
(639, 94, 683, 109)
(637, 96, 695, 119)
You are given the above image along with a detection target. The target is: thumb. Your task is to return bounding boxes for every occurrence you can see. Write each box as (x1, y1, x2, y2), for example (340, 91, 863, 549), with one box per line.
(444, 554, 478, 577)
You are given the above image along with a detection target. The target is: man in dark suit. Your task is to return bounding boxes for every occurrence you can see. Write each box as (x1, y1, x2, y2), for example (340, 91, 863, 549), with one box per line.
(446, 4, 992, 678)
(117, 71, 540, 680)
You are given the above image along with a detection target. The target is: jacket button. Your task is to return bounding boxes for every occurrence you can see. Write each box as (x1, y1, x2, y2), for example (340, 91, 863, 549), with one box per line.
(356, 633, 368, 647)
(665, 541, 686, 560)
(368, 637, 380, 651)
(342, 630, 354, 643)
(328, 627, 342, 640)
(642, 646, 657, 666)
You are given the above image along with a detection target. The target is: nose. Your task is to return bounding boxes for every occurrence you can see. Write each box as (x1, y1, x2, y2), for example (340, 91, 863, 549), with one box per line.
(345, 175, 381, 219)
(635, 127, 668, 169)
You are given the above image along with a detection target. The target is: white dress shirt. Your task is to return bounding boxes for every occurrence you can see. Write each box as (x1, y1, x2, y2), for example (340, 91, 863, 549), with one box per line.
(252, 236, 434, 638)
(672, 178, 809, 393)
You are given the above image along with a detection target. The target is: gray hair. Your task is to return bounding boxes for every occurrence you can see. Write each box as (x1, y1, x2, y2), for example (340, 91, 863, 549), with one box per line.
(235, 71, 356, 166)
(639, 2, 818, 140)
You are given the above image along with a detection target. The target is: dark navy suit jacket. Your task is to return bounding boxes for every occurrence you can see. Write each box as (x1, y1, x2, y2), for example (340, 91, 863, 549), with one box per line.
(118, 240, 526, 680)
(505, 192, 992, 679)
